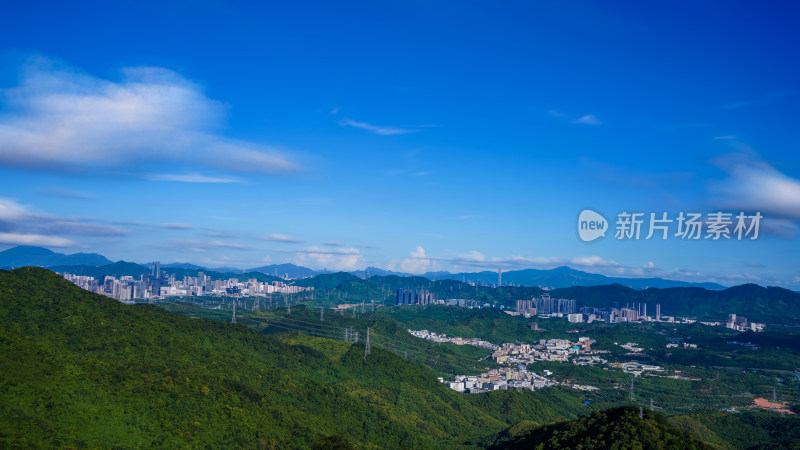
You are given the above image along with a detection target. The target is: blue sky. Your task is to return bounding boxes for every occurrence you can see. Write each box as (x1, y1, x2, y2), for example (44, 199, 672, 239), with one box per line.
(1, 1, 799, 288)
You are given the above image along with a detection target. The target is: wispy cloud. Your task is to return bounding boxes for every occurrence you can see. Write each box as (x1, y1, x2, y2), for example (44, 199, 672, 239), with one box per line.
(549, 109, 602, 126)
(338, 118, 419, 136)
(711, 153, 800, 221)
(0, 196, 131, 248)
(144, 173, 240, 183)
(260, 233, 304, 243)
(574, 114, 601, 125)
(161, 222, 193, 230)
(389, 247, 624, 274)
(721, 90, 792, 110)
(323, 241, 344, 246)
(36, 186, 97, 200)
(0, 232, 80, 248)
(0, 56, 301, 177)
(202, 230, 238, 238)
(158, 239, 251, 252)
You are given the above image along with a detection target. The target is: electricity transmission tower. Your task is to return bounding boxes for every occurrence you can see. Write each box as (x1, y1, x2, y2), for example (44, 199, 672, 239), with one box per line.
(320, 306, 324, 321)
(231, 300, 236, 324)
(364, 327, 370, 357)
(630, 377, 635, 402)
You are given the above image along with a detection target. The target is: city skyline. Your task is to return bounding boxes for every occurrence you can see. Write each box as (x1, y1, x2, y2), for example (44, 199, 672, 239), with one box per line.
(1, 1, 799, 288)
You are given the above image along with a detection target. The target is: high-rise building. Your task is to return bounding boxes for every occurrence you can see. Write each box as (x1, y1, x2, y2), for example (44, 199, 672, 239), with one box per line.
(516, 299, 535, 316)
(396, 289, 438, 305)
(150, 261, 162, 296)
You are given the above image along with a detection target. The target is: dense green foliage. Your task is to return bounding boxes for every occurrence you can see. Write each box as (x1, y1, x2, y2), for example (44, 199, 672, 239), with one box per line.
(493, 406, 714, 449)
(3, 268, 797, 448)
(340, 276, 800, 324)
(553, 284, 800, 325)
(294, 272, 362, 289)
(0, 268, 591, 448)
(669, 409, 800, 449)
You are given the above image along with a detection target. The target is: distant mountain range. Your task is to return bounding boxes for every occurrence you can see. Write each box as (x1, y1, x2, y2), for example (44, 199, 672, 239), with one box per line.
(0, 245, 112, 269)
(0, 245, 725, 290)
(425, 266, 727, 290)
(2, 246, 798, 323)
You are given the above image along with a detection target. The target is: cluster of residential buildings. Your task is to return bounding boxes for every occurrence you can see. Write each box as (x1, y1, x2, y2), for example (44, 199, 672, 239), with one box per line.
(725, 314, 764, 332)
(59, 262, 312, 302)
(407, 329, 498, 350)
(491, 337, 599, 364)
(515, 293, 576, 316)
(395, 289, 441, 305)
(512, 297, 766, 333)
(440, 366, 556, 393)
(513, 295, 660, 324)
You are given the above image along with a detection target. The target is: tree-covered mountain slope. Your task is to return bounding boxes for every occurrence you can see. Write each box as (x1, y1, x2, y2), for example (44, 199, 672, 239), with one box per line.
(493, 406, 714, 449)
(0, 267, 589, 448)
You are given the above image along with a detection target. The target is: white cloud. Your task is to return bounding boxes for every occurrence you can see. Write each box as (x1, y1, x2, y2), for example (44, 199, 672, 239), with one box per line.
(0, 232, 80, 248)
(0, 197, 128, 248)
(574, 114, 601, 125)
(338, 118, 418, 136)
(712, 154, 800, 221)
(399, 246, 432, 274)
(260, 233, 304, 243)
(0, 57, 300, 176)
(0, 197, 35, 222)
(396, 249, 623, 274)
(324, 241, 344, 246)
(291, 246, 364, 271)
(549, 109, 602, 126)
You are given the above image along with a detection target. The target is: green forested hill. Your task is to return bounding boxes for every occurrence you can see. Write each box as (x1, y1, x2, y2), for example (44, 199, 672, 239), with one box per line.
(0, 267, 591, 448)
(493, 406, 714, 449)
(3, 267, 796, 448)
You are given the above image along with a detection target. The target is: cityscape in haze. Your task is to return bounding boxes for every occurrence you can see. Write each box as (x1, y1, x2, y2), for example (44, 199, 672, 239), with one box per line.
(1, 1, 799, 448)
